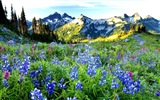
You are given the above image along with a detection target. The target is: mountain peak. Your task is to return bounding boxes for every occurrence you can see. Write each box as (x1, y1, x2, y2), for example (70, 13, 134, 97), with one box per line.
(122, 13, 129, 18)
(145, 15, 153, 19)
(62, 13, 74, 19)
(132, 12, 142, 22)
(133, 12, 141, 17)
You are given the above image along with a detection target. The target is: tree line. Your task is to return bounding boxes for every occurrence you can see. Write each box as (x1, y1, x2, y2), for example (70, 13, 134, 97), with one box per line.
(0, 0, 57, 42)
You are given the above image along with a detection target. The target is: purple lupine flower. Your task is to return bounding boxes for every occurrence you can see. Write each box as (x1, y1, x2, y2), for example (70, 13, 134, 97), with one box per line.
(46, 81, 56, 95)
(39, 50, 46, 59)
(87, 65, 96, 78)
(156, 90, 160, 96)
(2, 79, 9, 87)
(75, 81, 83, 90)
(70, 66, 78, 80)
(99, 68, 107, 86)
(19, 55, 30, 75)
(3, 70, 10, 80)
(32, 80, 40, 88)
(30, 88, 46, 100)
(111, 78, 119, 89)
(45, 73, 52, 84)
(58, 78, 66, 89)
(30, 70, 39, 79)
(52, 57, 60, 65)
(113, 64, 141, 94)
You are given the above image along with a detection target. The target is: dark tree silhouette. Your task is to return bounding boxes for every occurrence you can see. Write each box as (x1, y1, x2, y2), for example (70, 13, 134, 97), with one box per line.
(0, 0, 7, 24)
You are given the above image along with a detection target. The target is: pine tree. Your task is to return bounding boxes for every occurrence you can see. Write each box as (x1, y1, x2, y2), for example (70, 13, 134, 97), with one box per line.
(37, 18, 42, 34)
(13, 11, 18, 29)
(11, 4, 14, 23)
(124, 28, 127, 35)
(130, 24, 134, 31)
(20, 7, 28, 34)
(18, 16, 21, 33)
(0, 0, 7, 24)
(32, 17, 37, 33)
(4, 6, 7, 18)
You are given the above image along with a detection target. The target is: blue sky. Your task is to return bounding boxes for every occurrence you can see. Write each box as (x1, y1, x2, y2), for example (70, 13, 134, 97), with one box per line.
(2, 0, 160, 21)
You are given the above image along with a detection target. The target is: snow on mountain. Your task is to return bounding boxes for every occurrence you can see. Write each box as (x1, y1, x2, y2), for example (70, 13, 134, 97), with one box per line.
(41, 12, 75, 30)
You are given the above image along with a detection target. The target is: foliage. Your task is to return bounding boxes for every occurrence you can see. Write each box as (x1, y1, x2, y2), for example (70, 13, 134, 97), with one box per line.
(0, 32, 160, 100)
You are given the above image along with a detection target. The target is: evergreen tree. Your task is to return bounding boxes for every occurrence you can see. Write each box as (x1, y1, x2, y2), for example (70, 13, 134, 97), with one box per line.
(11, 4, 14, 23)
(37, 18, 42, 34)
(32, 17, 37, 33)
(130, 24, 134, 31)
(124, 28, 127, 35)
(4, 6, 7, 17)
(13, 11, 18, 29)
(0, 0, 7, 24)
(20, 7, 28, 34)
(18, 16, 21, 33)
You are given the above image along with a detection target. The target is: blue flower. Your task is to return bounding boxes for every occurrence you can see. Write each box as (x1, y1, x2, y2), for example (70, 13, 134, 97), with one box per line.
(46, 81, 56, 95)
(155, 90, 160, 96)
(45, 73, 52, 84)
(99, 68, 107, 86)
(75, 81, 82, 90)
(19, 55, 30, 75)
(87, 64, 96, 78)
(30, 88, 46, 100)
(30, 70, 39, 79)
(58, 78, 66, 89)
(2, 79, 9, 87)
(67, 97, 77, 100)
(111, 78, 119, 89)
(32, 80, 40, 88)
(18, 76, 24, 83)
(39, 51, 46, 59)
(70, 66, 78, 80)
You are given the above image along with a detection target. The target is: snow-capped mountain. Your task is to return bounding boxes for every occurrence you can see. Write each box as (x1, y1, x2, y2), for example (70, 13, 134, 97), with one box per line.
(41, 12, 75, 30)
(54, 12, 160, 42)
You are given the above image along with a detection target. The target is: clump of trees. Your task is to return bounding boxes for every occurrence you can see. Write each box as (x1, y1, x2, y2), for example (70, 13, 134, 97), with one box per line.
(0, 0, 57, 42)
(30, 17, 57, 42)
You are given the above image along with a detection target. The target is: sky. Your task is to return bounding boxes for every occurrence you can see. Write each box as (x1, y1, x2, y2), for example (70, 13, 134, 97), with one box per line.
(2, 0, 160, 21)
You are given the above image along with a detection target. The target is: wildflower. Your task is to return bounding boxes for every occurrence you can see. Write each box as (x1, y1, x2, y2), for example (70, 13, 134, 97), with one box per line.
(58, 78, 66, 89)
(0, 46, 2, 51)
(117, 53, 121, 59)
(30, 70, 39, 79)
(39, 51, 46, 59)
(18, 75, 24, 83)
(44, 73, 52, 84)
(19, 55, 30, 75)
(128, 72, 132, 78)
(99, 68, 107, 86)
(3, 70, 10, 80)
(156, 90, 160, 96)
(111, 78, 119, 89)
(70, 66, 78, 80)
(131, 56, 135, 60)
(75, 81, 83, 90)
(20, 49, 23, 54)
(87, 65, 96, 78)
(46, 81, 56, 95)
(2, 79, 9, 87)
(67, 97, 77, 100)
(30, 88, 46, 100)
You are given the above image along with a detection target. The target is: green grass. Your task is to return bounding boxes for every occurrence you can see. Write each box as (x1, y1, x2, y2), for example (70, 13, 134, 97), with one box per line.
(0, 32, 160, 100)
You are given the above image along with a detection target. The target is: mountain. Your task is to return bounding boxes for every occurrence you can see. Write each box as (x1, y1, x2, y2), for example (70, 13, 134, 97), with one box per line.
(142, 15, 160, 33)
(41, 12, 75, 30)
(53, 12, 160, 42)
